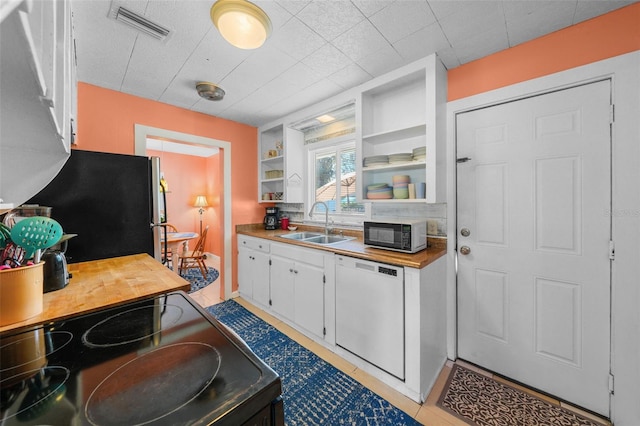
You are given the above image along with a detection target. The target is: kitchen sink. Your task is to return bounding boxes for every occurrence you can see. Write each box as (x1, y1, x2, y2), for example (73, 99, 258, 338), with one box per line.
(279, 232, 323, 240)
(303, 235, 354, 245)
(279, 232, 354, 246)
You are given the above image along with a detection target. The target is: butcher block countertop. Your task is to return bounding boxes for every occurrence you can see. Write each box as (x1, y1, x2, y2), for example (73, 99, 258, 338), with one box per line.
(0, 253, 190, 333)
(237, 224, 446, 269)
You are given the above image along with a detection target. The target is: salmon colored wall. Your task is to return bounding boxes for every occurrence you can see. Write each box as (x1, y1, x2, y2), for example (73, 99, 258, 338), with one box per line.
(448, 3, 640, 101)
(146, 149, 219, 253)
(76, 83, 265, 295)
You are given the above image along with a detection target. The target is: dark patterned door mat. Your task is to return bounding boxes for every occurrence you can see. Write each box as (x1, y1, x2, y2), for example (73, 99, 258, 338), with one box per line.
(437, 364, 608, 426)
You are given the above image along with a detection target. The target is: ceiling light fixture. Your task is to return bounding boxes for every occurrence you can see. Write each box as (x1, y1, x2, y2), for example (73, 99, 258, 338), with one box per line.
(210, 0, 272, 50)
(316, 114, 335, 123)
(196, 82, 225, 101)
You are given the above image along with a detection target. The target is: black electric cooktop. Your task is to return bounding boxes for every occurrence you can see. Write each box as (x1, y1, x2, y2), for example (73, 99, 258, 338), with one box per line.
(0, 292, 282, 425)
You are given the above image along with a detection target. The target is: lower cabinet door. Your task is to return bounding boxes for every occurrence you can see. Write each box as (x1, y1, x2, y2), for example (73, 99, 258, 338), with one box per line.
(238, 247, 254, 299)
(294, 262, 324, 338)
(252, 251, 270, 306)
(269, 255, 295, 321)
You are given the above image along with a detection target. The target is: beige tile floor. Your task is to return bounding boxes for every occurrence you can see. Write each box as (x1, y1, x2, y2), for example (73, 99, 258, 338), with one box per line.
(186, 257, 610, 426)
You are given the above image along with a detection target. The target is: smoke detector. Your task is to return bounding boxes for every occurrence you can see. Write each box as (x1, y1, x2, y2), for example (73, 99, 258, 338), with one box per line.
(196, 82, 225, 101)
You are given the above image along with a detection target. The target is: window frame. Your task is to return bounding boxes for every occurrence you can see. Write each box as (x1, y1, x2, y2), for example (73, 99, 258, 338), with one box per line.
(305, 135, 369, 225)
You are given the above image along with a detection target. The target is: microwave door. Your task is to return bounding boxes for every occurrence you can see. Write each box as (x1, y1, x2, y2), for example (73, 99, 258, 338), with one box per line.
(366, 223, 402, 250)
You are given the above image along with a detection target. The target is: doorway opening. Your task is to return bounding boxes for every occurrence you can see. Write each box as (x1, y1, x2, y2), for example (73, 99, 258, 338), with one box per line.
(134, 124, 232, 301)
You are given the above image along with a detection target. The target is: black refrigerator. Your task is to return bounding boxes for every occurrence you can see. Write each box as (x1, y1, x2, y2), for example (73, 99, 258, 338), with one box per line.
(27, 150, 165, 264)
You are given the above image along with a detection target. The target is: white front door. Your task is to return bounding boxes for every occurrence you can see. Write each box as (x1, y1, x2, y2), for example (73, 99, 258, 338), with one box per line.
(456, 80, 611, 416)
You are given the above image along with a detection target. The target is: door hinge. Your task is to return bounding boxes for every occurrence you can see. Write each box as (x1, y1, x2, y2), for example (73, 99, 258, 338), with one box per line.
(269, 299, 272, 306)
(323, 274, 326, 284)
(269, 259, 272, 266)
(609, 240, 615, 260)
(323, 327, 326, 336)
(609, 373, 615, 394)
(610, 104, 615, 124)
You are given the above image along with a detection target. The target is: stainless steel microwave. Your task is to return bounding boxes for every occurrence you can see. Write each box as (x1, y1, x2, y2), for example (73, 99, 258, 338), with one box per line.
(363, 219, 427, 253)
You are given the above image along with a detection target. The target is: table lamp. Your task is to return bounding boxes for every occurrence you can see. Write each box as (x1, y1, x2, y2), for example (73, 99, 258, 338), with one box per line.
(194, 195, 208, 234)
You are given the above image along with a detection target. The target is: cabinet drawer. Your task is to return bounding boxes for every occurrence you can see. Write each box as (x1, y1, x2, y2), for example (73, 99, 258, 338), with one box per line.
(238, 236, 270, 253)
(271, 242, 324, 268)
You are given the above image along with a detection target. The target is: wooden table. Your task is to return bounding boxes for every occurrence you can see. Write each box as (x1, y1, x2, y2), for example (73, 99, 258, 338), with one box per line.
(0, 253, 190, 333)
(163, 232, 198, 256)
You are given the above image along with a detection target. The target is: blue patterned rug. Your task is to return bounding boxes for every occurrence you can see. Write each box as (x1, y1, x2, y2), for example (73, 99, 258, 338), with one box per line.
(181, 267, 219, 293)
(207, 300, 421, 426)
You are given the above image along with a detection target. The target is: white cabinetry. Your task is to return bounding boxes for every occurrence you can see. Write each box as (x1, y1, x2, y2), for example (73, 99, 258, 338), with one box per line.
(0, 0, 75, 206)
(258, 124, 304, 203)
(270, 242, 325, 339)
(358, 54, 446, 203)
(237, 236, 270, 308)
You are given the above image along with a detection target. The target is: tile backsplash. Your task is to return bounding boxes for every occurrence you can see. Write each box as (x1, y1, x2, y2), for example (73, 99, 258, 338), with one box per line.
(277, 202, 447, 237)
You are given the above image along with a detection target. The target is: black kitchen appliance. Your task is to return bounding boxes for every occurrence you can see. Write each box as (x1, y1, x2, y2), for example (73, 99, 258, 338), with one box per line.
(263, 207, 279, 230)
(41, 234, 75, 293)
(0, 292, 283, 425)
(26, 150, 167, 264)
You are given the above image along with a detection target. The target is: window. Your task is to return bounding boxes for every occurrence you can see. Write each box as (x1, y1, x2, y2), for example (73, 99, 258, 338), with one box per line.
(308, 139, 365, 218)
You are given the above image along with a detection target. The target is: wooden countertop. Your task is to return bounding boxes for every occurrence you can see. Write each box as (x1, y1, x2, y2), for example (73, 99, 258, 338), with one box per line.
(0, 253, 190, 333)
(237, 224, 446, 269)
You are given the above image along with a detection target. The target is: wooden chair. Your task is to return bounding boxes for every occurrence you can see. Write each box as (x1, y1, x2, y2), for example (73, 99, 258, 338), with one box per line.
(177, 226, 209, 278)
(160, 223, 179, 268)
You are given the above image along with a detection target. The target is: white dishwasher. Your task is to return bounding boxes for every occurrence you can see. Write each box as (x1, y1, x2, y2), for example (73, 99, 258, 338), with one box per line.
(335, 255, 405, 380)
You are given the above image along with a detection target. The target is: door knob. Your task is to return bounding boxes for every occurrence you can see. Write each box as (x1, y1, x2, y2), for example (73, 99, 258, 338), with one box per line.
(460, 246, 471, 255)
(460, 228, 471, 237)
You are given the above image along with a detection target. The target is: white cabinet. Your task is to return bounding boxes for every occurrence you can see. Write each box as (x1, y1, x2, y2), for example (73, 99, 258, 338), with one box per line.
(258, 124, 304, 203)
(358, 54, 447, 203)
(0, 0, 74, 206)
(270, 242, 327, 339)
(237, 236, 270, 307)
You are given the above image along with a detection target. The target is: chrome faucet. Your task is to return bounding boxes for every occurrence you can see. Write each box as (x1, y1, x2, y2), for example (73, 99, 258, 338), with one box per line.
(309, 201, 329, 235)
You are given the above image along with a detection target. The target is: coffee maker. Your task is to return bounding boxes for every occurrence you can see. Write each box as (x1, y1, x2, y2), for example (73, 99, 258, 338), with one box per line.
(263, 207, 279, 230)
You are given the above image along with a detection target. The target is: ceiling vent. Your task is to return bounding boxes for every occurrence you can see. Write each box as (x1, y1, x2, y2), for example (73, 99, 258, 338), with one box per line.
(196, 82, 225, 101)
(108, 3, 172, 41)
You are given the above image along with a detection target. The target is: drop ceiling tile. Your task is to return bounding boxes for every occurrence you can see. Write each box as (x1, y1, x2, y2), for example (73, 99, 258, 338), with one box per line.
(351, 0, 394, 18)
(296, 1, 365, 41)
(435, 47, 460, 70)
(332, 19, 391, 62)
(454, 26, 509, 64)
(574, 0, 635, 23)
(266, 78, 345, 119)
(71, 0, 134, 89)
(427, 0, 464, 20)
(504, 1, 576, 46)
(437, 1, 505, 44)
(357, 43, 405, 77)
(301, 43, 353, 77)
(271, 17, 326, 61)
(393, 22, 450, 63)
(274, 0, 312, 16)
(369, 0, 437, 43)
(327, 63, 372, 89)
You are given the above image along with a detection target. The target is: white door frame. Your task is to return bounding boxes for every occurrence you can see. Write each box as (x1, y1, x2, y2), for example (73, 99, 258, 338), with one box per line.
(134, 124, 233, 301)
(446, 51, 640, 424)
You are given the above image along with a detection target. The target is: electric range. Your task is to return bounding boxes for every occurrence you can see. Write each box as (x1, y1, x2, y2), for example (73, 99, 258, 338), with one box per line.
(0, 292, 283, 425)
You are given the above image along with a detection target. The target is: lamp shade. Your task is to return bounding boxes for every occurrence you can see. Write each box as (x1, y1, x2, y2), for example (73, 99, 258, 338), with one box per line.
(194, 196, 209, 208)
(210, 0, 272, 50)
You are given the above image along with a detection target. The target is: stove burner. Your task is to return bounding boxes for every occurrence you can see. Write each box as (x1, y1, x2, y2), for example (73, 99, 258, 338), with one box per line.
(0, 330, 73, 386)
(82, 304, 183, 348)
(0, 366, 70, 422)
(85, 342, 221, 426)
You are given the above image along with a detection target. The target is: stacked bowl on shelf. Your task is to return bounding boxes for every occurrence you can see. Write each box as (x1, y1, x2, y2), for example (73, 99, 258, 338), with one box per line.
(392, 175, 410, 199)
(412, 146, 426, 161)
(366, 183, 393, 199)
